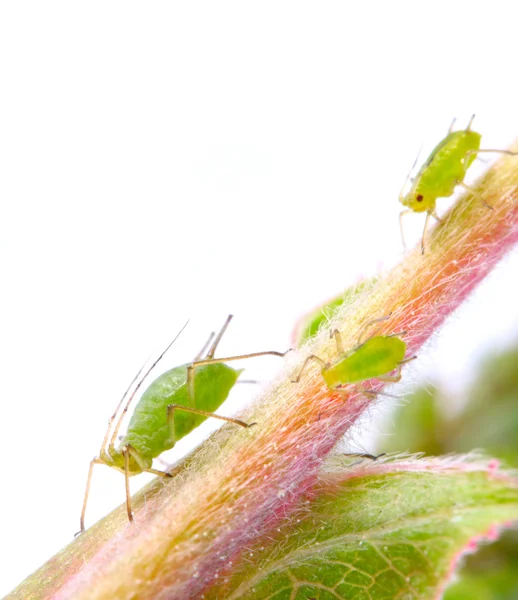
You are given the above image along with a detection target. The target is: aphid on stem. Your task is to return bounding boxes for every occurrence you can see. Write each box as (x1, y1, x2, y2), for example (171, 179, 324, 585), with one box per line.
(79, 315, 289, 533)
(292, 315, 415, 398)
(399, 115, 518, 254)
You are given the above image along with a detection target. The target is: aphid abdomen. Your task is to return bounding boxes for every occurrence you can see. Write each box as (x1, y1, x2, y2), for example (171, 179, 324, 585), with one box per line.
(122, 362, 240, 460)
(323, 336, 406, 388)
(122, 365, 187, 460)
(172, 363, 241, 442)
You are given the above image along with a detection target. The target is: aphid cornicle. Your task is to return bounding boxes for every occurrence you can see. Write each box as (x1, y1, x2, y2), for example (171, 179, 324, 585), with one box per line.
(292, 316, 415, 396)
(399, 115, 518, 254)
(79, 315, 288, 533)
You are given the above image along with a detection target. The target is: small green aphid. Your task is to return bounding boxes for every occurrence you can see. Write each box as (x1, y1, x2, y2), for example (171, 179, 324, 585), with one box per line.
(399, 115, 518, 254)
(292, 278, 378, 347)
(292, 316, 414, 396)
(80, 315, 288, 532)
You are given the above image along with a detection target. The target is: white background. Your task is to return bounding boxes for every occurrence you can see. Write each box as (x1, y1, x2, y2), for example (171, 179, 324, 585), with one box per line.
(2, 2, 518, 596)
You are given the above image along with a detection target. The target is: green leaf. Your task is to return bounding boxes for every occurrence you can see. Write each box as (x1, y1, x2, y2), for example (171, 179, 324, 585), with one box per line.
(453, 347, 518, 464)
(207, 458, 518, 600)
(379, 386, 446, 456)
(442, 530, 518, 600)
(377, 346, 518, 598)
(378, 345, 518, 464)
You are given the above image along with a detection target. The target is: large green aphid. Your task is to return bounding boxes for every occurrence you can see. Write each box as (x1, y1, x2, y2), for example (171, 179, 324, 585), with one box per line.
(399, 115, 518, 254)
(292, 316, 415, 396)
(80, 315, 288, 532)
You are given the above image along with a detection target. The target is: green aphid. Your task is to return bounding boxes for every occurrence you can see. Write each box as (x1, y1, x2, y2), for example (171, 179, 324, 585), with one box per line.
(399, 115, 517, 254)
(292, 316, 415, 397)
(79, 315, 288, 532)
(293, 278, 377, 347)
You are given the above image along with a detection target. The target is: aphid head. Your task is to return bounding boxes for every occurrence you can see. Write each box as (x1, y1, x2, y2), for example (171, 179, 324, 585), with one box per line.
(399, 188, 430, 213)
(103, 447, 144, 476)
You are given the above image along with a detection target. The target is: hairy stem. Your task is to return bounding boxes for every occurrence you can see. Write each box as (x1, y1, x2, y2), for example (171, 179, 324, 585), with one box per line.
(9, 150, 518, 600)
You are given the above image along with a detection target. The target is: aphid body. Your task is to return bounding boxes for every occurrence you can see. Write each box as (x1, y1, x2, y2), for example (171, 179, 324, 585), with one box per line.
(293, 316, 414, 396)
(321, 335, 406, 389)
(400, 126, 481, 215)
(80, 315, 287, 532)
(102, 362, 242, 476)
(399, 115, 516, 253)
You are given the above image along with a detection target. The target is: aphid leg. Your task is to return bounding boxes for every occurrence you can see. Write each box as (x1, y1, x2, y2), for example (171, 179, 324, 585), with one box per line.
(343, 385, 401, 399)
(125, 444, 151, 470)
(187, 363, 196, 406)
(376, 370, 402, 383)
(107, 444, 159, 524)
(116, 444, 167, 523)
(455, 178, 494, 210)
(356, 314, 392, 345)
(431, 210, 442, 223)
(354, 386, 377, 399)
(465, 148, 518, 162)
(78, 457, 104, 533)
(401, 355, 417, 364)
(145, 467, 174, 478)
(125, 447, 173, 478)
(167, 404, 254, 446)
(464, 150, 518, 210)
(343, 451, 385, 460)
(385, 330, 408, 339)
(343, 451, 387, 466)
(332, 385, 376, 400)
(122, 446, 134, 523)
(455, 179, 473, 193)
(188, 349, 291, 404)
(291, 354, 328, 383)
(330, 329, 345, 355)
(420, 211, 434, 255)
(376, 354, 417, 383)
(399, 209, 413, 251)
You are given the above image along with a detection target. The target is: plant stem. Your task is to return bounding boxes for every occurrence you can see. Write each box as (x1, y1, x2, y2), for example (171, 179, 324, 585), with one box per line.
(9, 150, 518, 600)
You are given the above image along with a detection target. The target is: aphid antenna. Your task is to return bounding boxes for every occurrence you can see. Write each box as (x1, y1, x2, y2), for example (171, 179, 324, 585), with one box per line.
(399, 145, 423, 202)
(105, 320, 190, 453)
(100, 361, 153, 456)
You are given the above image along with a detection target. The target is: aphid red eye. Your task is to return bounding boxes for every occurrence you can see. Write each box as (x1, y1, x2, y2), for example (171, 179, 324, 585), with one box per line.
(416, 194, 424, 202)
